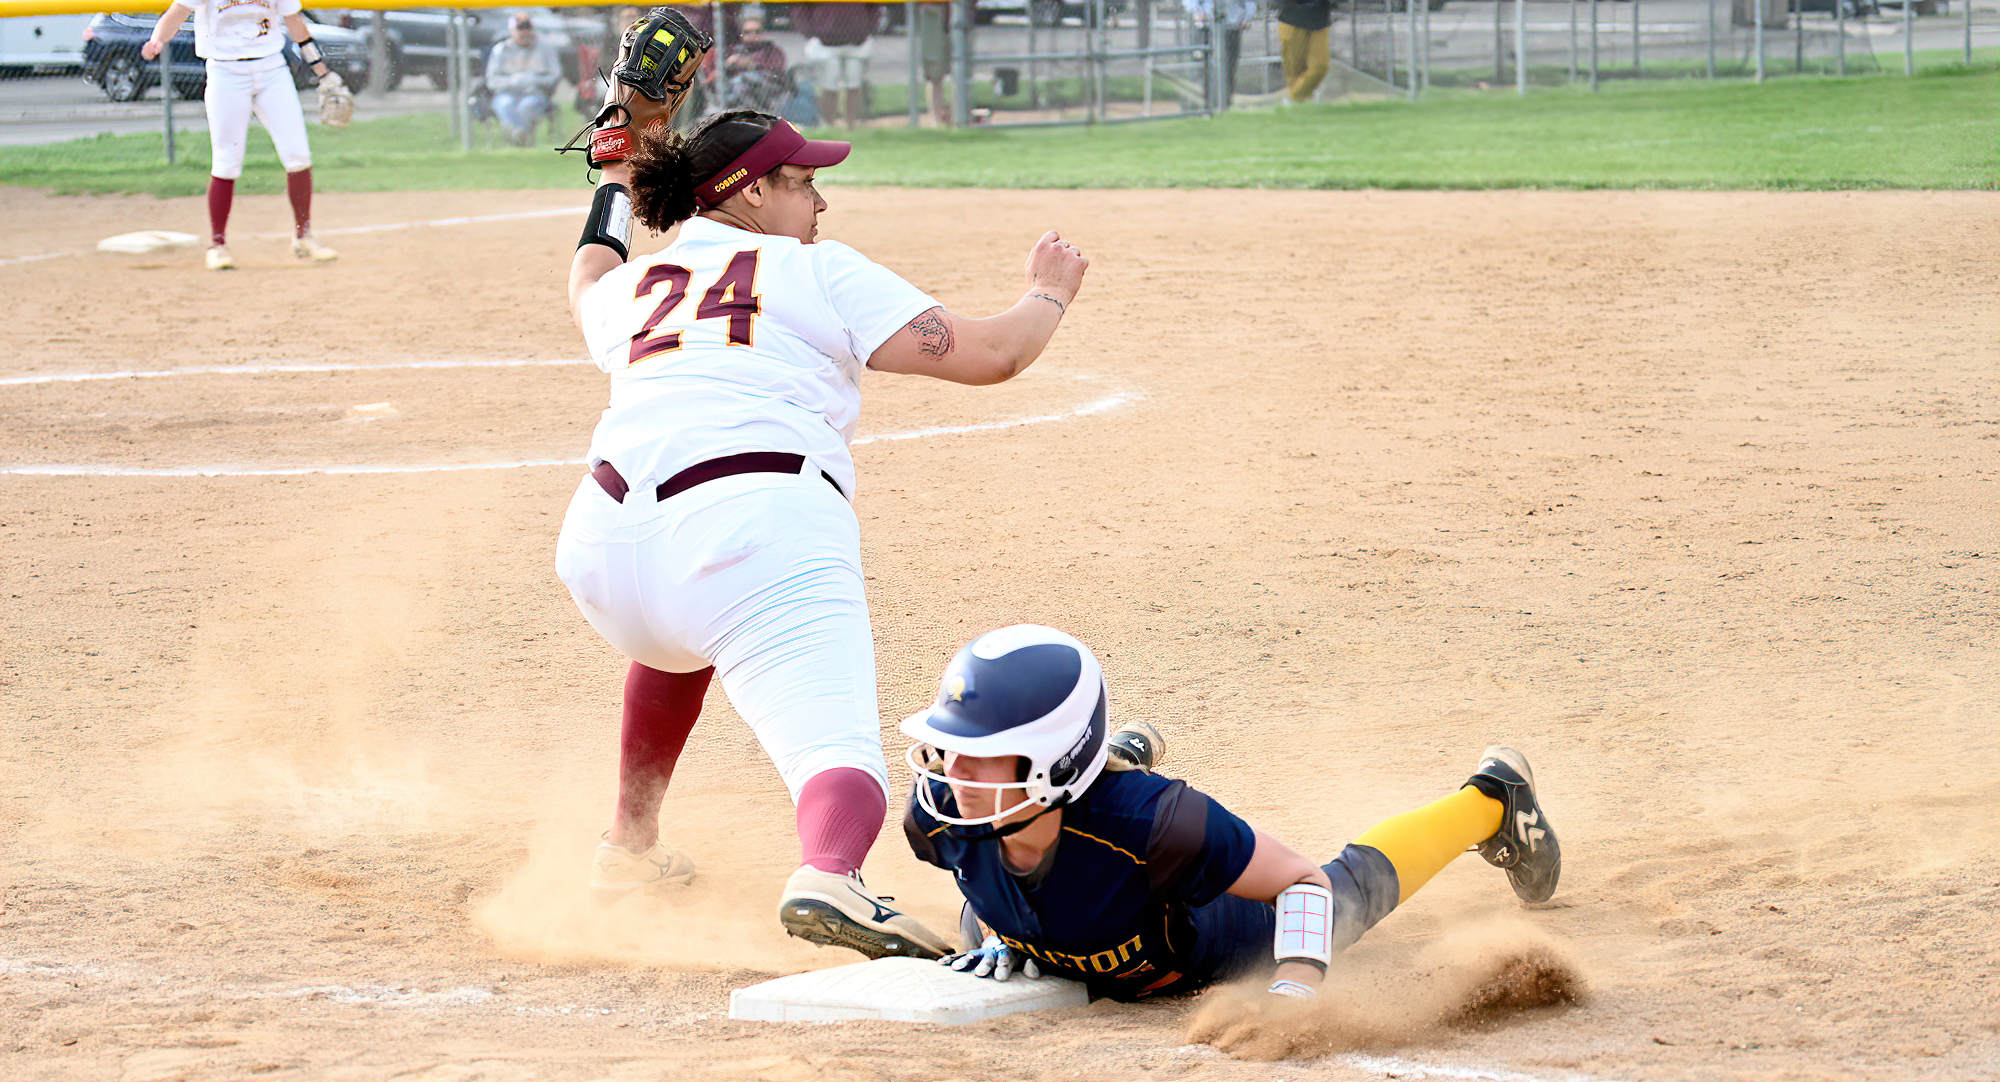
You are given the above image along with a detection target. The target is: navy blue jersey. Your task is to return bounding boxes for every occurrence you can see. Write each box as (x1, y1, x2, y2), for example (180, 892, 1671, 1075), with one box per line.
(904, 769, 1262, 1000)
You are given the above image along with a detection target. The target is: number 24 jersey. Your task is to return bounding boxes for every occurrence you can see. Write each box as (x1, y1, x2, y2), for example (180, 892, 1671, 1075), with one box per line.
(575, 216, 938, 501)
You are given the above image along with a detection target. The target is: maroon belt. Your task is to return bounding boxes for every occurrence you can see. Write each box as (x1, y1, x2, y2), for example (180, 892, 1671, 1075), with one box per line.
(593, 452, 844, 504)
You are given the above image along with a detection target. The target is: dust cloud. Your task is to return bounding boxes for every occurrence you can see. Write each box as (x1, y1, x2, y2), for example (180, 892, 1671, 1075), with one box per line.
(1187, 919, 1586, 1061)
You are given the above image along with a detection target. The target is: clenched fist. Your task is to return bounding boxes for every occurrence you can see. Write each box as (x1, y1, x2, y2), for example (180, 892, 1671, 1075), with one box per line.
(1025, 229, 1089, 310)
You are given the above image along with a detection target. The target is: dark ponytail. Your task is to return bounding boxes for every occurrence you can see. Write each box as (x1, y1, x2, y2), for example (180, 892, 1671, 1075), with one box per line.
(626, 110, 785, 232)
(626, 125, 695, 232)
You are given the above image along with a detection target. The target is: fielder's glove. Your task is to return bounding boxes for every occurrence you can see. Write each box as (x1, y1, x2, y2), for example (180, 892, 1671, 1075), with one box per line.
(563, 7, 710, 169)
(940, 935, 1040, 982)
(316, 69, 354, 128)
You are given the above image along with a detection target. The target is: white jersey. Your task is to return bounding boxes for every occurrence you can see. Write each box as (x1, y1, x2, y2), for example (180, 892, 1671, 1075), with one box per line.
(173, 0, 300, 61)
(576, 216, 938, 500)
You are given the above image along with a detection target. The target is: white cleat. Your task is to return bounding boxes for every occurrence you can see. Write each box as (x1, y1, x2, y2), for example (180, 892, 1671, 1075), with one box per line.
(290, 233, 338, 262)
(588, 838, 696, 903)
(777, 865, 952, 960)
(204, 244, 236, 270)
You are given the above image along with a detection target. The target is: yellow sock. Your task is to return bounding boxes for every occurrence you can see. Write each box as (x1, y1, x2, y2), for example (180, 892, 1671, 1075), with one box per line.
(1353, 785, 1505, 903)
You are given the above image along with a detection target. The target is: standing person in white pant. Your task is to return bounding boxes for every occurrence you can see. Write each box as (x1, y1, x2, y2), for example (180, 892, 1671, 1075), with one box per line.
(559, 109, 1089, 960)
(141, 0, 340, 270)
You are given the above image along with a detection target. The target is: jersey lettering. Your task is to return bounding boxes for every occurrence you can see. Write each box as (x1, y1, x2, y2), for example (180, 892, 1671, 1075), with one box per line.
(997, 932, 1144, 978)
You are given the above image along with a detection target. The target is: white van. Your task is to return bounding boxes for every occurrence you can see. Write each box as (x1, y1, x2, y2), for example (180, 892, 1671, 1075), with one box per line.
(0, 14, 93, 75)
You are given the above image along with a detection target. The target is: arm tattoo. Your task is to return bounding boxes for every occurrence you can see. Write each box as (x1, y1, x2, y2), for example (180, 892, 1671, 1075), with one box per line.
(910, 306, 954, 359)
(1028, 291, 1067, 315)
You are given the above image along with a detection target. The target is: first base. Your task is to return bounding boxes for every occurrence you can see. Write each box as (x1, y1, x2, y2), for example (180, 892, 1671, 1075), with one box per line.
(728, 956, 1087, 1025)
(97, 230, 200, 254)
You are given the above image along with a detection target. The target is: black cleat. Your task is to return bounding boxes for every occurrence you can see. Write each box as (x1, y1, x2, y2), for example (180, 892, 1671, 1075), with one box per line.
(1469, 745, 1561, 904)
(1106, 720, 1165, 773)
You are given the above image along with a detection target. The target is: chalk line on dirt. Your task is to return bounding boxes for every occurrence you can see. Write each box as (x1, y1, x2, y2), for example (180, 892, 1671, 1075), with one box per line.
(0, 357, 591, 387)
(1, 206, 588, 270)
(0, 392, 1143, 478)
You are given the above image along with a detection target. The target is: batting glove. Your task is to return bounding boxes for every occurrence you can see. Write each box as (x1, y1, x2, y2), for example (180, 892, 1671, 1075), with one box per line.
(939, 935, 1040, 981)
(1268, 978, 1318, 999)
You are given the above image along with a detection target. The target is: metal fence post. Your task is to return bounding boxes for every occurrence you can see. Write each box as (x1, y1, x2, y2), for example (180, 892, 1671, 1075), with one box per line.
(1966, 0, 1974, 64)
(459, 10, 473, 150)
(1836, 0, 1846, 74)
(1422, 0, 1433, 90)
(1902, 0, 1913, 74)
(1588, 0, 1598, 88)
(1754, 0, 1765, 81)
(1631, 0, 1639, 73)
(161, 36, 175, 164)
(951, 0, 971, 126)
(446, 11, 460, 146)
(908, 0, 921, 126)
(369, 10, 388, 99)
(1349, 0, 1359, 75)
(1706, 0, 1716, 77)
(1494, 0, 1504, 81)
(711, 2, 728, 109)
(1568, 0, 1578, 81)
(1795, 0, 1804, 71)
(1028, 8, 1040, 110)
(1408, 0, 1421, 100)
(1092, 0, 1106, 122)
(1515, 0, 1527, 91)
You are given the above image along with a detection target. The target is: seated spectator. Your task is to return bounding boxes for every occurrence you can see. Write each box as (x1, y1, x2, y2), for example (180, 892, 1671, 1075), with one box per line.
(728, 17, 786, 74)
(723, 17, 792, 112)
(486, 13, 563, 146)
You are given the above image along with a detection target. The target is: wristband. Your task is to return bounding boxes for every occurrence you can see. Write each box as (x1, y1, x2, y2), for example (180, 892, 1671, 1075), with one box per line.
(579, 183, 633, 262)
(1274, 882, 1335, 971)
(298, 38, 324, 67)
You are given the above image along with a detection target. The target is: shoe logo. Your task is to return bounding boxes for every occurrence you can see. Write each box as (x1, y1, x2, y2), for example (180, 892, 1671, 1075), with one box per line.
(845, 883, 901, 923)
(1516, 809, 1544, 852)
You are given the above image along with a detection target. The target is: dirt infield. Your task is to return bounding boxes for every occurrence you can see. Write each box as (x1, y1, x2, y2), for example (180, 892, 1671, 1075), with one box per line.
(1, 184, 1994, 1082)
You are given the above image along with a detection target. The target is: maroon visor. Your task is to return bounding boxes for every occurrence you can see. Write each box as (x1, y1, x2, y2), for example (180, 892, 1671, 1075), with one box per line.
(695, 121, 850, 208)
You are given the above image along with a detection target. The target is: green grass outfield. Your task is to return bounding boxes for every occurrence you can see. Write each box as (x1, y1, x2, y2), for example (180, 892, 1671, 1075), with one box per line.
(2, 64, 1991, 196)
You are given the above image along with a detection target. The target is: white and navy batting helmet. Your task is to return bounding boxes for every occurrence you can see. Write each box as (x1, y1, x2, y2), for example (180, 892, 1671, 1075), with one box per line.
(900, 625, 1111, 829)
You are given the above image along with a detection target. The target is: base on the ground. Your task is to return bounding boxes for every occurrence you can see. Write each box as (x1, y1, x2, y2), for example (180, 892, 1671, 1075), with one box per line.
(97, 230, 199, 254)
(729, 956, 1088, 1025)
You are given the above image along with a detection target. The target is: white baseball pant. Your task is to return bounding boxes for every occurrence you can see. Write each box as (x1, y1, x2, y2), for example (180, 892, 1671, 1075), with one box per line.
(554, 467, 889, 802)
(204, 53, 312, 178)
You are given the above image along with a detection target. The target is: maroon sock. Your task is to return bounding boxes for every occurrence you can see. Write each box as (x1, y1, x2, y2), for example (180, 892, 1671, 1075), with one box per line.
(614, 663, 712, 839)
(286, 168, 312, 238)
(796, 767, 887, 876)
(206, 176, 233, 247)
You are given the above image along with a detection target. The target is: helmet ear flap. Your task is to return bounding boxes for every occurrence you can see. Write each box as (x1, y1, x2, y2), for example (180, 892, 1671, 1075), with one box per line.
(1047, 687, 1108, 789)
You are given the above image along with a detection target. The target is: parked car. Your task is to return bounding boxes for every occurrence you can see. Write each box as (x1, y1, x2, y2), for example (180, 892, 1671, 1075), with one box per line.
(0, 14, 93, 76)
(301, 9, 407, 90)
(1791, 0, 1877, 16)
(975, 0, 1129, 28)
(81, 12, 370, 102)
(311, 7, 592, 91)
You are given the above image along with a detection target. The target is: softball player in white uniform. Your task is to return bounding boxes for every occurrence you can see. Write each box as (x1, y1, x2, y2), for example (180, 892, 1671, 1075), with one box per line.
(560, 109, 1088, 959)
(142, 0, 340, 269)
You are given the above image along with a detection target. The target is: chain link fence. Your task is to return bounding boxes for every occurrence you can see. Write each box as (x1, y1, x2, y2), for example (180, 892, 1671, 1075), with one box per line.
(1326, 0, 1998, 98)
(0, 0, 1993, 157)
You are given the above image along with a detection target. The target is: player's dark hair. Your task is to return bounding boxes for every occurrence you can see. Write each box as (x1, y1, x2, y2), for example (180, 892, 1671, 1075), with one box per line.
(626, 110, 787, 232)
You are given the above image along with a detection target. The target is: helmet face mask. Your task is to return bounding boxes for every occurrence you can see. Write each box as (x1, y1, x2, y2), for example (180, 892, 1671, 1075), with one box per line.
(901, 625, 1111, 832)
